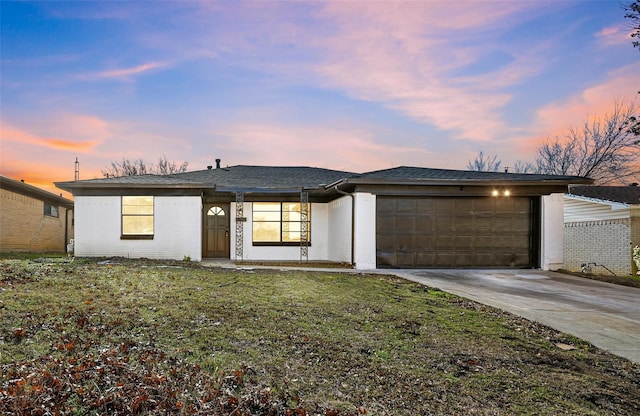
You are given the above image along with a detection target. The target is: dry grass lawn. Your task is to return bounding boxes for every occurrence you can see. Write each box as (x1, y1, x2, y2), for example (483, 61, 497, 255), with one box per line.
(1, 257, 639, 415)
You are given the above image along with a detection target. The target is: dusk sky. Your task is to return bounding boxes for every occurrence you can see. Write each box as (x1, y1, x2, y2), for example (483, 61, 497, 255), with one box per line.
(1, 0, 639, 198)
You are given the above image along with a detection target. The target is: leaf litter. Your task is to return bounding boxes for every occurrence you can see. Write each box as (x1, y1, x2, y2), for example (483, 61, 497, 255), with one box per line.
(1, 258, 639, 415)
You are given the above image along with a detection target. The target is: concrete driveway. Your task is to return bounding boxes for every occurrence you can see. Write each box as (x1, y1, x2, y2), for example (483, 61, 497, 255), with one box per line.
(393, 269, 640, 364)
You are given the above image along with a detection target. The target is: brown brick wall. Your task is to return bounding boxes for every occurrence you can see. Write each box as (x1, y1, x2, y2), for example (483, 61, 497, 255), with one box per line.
(0, 188, 73, 252)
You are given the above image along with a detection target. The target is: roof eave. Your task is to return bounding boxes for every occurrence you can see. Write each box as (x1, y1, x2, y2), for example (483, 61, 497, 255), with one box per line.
(333, 177, 593, 187)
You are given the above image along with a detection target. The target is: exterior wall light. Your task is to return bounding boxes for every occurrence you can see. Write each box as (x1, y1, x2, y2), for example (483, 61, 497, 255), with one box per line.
(491, 189, 511, 197)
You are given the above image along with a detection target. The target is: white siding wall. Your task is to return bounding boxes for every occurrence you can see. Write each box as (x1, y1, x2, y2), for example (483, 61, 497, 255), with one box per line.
(564, 196, 629, 222)
(328, 196, 352, 263)
(353, 193, 377, 270)
(231, 202, 329, 261)
(541, 193, 564, 271)
(74, 196, 202, 261)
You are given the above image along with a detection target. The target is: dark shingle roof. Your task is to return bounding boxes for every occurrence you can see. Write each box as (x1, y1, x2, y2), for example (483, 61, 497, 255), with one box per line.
(568, 186, 640, 205)
(56, 164, 591, 193)
(356, 166, 589, 182)
(56, 166, 356, 191)
(173, 166, 356, 189)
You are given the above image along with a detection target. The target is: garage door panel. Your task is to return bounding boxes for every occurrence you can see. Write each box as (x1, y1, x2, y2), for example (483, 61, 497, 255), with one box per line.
(376, 196, 534, 268)
(395, 217, 415, 232)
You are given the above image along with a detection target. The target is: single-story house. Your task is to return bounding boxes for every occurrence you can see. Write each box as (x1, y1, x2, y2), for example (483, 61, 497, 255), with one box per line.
(1, 175, 74, 253)
(55, 163, 591, 270)
(564, 185, 640, 276)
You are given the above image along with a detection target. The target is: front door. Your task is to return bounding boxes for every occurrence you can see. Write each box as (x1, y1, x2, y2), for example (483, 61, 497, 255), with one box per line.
(203, 204, 230, 258)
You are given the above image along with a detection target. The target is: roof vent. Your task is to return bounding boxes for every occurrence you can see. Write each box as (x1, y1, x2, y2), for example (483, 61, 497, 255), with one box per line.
(215, 159, 221, 169)
(207, 165, 213, 170)
(631, 183, 638, 187)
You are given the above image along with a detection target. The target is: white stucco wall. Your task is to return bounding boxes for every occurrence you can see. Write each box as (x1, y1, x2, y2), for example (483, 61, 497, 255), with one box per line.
(230, 202, 330, 262)
(328, 196, 353, 264)
(74, 196, 202, 261)
(541, 193, 564, 270)
(353, 193, 377, 270)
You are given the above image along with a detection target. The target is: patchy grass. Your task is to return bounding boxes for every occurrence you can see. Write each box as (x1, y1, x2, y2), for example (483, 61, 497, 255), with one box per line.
(1, 258, 639, 415)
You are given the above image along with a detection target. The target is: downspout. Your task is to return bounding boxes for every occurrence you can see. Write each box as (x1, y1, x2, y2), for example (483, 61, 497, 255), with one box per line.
(64, 206, 73, 253)
(334, 184, 355, 266)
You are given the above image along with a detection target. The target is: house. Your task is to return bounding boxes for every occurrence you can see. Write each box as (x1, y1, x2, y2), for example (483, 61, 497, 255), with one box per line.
(55, 164, 591, 270)
(564, 185, 640, 276)
(1, 175, 74, 253)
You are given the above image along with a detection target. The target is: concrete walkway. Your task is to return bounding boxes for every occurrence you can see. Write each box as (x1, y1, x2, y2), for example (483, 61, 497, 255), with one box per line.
(394, 269, 640, 364)
(202, 261, 640, 364)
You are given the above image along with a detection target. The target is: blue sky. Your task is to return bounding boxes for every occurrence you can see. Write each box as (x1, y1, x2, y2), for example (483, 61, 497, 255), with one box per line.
(1, 0, 638, 196)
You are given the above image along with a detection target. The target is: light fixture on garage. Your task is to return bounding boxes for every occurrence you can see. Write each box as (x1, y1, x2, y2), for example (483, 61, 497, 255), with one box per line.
(492, 188, 511, 197)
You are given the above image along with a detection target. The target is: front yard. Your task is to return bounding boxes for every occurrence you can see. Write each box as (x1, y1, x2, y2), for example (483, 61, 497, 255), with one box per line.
(1, 257, 638, 415)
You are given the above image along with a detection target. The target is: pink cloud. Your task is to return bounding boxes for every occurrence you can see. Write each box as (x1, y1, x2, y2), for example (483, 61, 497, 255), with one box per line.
(534, 63, 640, 137)
(595, 25, 633, 46)
(210, 123, 437, 173)
(497, 62, 640, 165)
(0, 114, 118, 193)
(79, 62, 169, 81)
(1, 124, 99, 153)
(99, 62, 166, 78)
(306, 1, 553, 142)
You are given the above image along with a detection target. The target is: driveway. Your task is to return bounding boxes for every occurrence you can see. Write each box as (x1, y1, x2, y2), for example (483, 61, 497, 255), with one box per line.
(393, 269, 640, 364)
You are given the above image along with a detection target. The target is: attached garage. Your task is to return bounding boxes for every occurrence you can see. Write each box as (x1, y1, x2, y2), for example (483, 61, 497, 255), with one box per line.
(376, 196, 540, 268)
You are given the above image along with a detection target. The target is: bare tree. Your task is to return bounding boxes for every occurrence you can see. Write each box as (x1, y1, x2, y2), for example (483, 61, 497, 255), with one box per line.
(512, 160, 536, 174)
(467, 150, 502, 172)
(624, 1, 640, 50)
(102, 154, 188, 178)
(535, 100, 640, 184)
(155, 154, 189, 175)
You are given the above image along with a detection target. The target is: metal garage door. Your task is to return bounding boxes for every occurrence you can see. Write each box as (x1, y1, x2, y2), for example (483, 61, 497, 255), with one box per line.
(376, 196, 534, 268)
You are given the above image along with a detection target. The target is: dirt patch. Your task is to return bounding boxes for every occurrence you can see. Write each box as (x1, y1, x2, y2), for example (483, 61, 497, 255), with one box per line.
(558, 269, 640, 288)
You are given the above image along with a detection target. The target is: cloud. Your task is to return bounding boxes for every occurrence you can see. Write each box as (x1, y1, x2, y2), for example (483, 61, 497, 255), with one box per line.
(534, 62, 640, 136)
(595, 24, 633, 47)
(1, 124, 99, 153)
(80, 62, 170, 81)
(210, 123, 437, 173)
(124, 1, 554, 142)
(303, 1, 555, 141)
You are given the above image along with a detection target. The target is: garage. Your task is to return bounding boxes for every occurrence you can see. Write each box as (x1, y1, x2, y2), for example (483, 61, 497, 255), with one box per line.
(376, 196, 538, 268)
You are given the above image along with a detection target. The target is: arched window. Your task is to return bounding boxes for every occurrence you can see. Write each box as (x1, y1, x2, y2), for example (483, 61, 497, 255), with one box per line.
(207, 206, 225, 216)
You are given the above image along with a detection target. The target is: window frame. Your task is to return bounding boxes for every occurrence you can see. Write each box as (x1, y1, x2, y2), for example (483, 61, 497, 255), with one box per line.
(121, 196, 154, 240)
(44, 202, 59, 218)
(252, 202, 311, 246)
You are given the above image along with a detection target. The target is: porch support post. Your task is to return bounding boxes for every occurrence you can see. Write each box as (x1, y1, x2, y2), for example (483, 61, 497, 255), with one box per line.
(235, 192, 244, 261)
(300, 191, 309, 262)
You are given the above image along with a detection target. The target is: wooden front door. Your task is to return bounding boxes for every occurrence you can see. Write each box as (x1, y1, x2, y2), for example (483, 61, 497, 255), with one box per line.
(203, 204, 230, 258)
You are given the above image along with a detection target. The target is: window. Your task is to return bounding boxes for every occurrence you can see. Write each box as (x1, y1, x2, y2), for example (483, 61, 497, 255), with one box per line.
(252, 202, 310, 244)
(122, 196, 154, 238)
(44, 203, 59, 217)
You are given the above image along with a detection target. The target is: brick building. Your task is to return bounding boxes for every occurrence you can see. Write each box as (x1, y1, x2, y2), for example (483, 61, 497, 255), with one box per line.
(564, 185, 640, 276)
(1, 175, 74, 253)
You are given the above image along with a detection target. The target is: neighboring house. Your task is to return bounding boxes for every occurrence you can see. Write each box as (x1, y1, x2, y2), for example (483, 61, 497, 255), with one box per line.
(564, 185, 640, 276)
(1, 175, 74, 253)
(55, 164, 590, 270)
